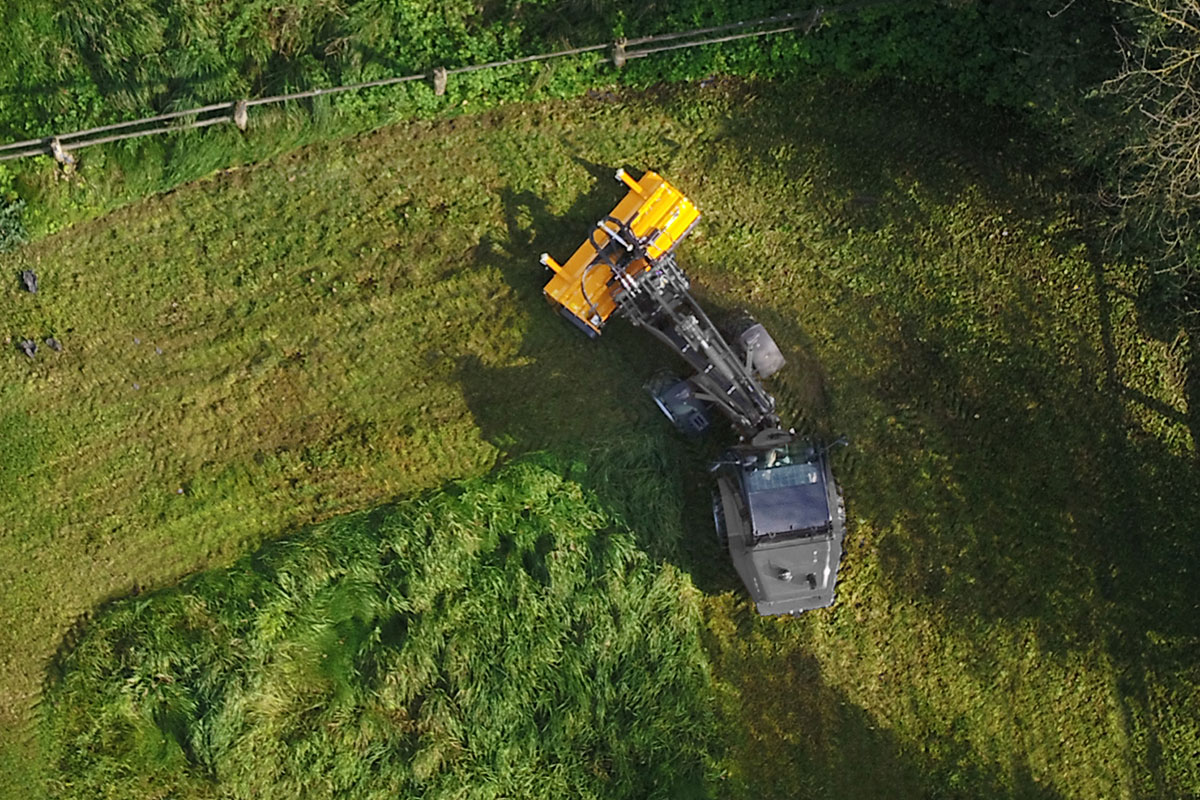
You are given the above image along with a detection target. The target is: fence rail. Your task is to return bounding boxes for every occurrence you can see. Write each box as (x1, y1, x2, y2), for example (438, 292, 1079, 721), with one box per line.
(0, 1, 894, 163)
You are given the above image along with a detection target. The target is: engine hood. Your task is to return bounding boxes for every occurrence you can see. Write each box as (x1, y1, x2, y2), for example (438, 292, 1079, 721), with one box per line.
(731, 532, 842, 615)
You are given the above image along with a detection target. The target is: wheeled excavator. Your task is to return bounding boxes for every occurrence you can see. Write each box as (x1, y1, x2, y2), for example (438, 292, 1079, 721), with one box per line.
(540, 169, 846, 615)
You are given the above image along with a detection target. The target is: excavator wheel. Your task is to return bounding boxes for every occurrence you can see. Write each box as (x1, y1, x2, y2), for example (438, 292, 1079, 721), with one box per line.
(723, 313, 785, 379)
(711, 489, 729, 548)
(645, 370, 711, 435)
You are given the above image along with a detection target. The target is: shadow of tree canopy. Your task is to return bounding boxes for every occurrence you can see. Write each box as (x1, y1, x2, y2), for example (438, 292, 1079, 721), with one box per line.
(702, 595, 1065, 800)
(703, 77, 1200, 796)
(455, 78, 1199, 796)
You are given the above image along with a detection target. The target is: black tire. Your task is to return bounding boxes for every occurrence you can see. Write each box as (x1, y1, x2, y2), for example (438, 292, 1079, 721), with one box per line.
(645, 370, 711, 435)
(711, 489, 729, 548)
(721, 312, 784, 378)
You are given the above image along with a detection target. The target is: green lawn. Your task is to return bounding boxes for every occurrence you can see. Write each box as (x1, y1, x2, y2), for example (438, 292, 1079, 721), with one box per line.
(3, 78, 1198, 797)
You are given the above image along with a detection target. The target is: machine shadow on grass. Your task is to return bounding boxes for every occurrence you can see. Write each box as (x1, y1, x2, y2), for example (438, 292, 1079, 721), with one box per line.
(719, 78, 1200, 792)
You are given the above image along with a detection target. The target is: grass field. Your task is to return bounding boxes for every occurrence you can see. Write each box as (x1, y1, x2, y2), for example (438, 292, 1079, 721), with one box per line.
(3, 77, 1199, 797)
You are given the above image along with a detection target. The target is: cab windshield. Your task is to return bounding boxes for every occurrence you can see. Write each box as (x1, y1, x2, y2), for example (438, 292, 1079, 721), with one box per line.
(743, 444, 831, 540)
(745, 461, 820, 494)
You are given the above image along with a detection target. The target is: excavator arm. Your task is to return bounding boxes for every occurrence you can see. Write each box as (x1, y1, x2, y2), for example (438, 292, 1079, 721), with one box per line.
(541, 169, 785, 439)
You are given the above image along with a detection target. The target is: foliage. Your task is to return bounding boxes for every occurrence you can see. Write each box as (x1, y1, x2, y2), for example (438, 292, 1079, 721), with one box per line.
(3, 79, 1198, 799)
(0, 0, 1117, 240)
(1101, 0, 1200, 312)
(0, 164, 28, 252)
(41, 454, 715, 799)
(0, 196, 28, 252)
(1108, 1, 1200, 222)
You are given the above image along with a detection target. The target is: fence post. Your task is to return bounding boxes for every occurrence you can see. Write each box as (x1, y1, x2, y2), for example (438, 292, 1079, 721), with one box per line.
(49, 137, 75, 168)
(433, 67, 448, 96)
(233, 100, 249, 132)
(804, 7, 825, 32)
(612, 38, 628, 68)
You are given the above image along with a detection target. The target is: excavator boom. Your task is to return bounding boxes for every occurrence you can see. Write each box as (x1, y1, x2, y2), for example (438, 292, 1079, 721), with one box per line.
(541, 170, 779, 437)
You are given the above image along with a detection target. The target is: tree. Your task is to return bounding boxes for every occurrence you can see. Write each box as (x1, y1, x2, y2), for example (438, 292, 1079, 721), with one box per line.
(1106, 0, 1200, 271)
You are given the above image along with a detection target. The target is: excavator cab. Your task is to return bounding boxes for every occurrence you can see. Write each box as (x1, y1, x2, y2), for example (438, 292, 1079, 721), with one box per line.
(712, 437, 847, 615)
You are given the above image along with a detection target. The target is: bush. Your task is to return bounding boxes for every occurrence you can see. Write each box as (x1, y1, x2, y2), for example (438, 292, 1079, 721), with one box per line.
(0, 163, 27, 252)
(0, 197, 28, 252)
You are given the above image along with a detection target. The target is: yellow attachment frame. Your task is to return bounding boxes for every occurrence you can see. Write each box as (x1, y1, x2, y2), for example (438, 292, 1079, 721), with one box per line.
(541, 169, 700, 334)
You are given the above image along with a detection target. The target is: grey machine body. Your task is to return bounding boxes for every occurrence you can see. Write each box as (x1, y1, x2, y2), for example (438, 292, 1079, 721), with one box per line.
(583, 215, 847, 615)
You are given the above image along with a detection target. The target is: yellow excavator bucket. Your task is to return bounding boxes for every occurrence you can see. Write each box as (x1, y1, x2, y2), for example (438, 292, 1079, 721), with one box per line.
(541, 169, 700, 335)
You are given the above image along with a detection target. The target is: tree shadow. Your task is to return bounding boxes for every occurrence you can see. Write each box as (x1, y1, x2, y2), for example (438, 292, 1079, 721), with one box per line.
(703, 77, 1200, 794)
(705, 599, 1064, 800)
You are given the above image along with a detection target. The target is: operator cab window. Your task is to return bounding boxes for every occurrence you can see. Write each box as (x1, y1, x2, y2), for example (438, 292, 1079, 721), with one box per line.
(743, 443, 831, 541)
(746, 461, 821, 494)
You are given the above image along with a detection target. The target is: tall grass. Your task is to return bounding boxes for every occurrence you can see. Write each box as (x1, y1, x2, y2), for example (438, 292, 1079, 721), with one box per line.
(40, 451, 716, 799)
